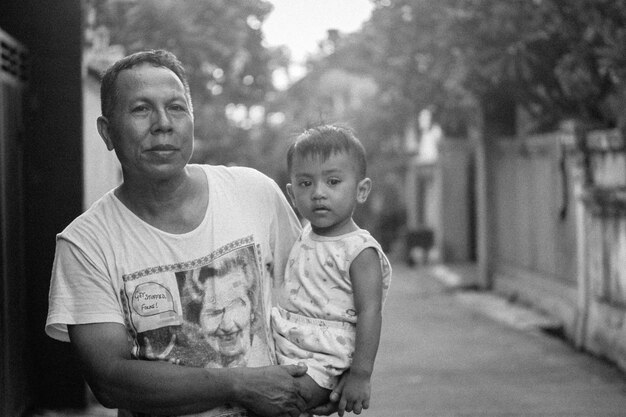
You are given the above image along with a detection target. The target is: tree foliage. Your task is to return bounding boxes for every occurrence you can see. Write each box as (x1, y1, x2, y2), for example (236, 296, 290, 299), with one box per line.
(88, 0, 285, 165)
(86, 0, 626, 178)
(449, 0, 626, 130)
(331, 0, 626, 134)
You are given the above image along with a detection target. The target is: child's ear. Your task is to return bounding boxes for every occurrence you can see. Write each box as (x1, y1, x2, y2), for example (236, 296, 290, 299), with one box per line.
(286, 183, 296, 206)
(356, 178, 372, 203)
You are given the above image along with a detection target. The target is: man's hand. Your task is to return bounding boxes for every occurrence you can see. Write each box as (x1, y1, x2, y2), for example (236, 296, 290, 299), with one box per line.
(307, 373, 346, 416)
(236, 364, 309, 417)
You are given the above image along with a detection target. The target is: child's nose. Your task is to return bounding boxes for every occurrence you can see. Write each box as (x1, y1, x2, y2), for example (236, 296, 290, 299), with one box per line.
(312, 183, 326, 199)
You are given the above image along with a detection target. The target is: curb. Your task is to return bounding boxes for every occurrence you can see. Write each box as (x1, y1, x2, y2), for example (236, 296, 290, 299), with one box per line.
(426, 264, 563, 333)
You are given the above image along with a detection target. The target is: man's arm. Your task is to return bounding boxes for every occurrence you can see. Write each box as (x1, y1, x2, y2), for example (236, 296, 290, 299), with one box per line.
(68, 322, 308, 417)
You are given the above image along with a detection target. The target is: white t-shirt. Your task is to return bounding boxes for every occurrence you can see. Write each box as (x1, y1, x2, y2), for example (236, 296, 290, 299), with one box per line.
(46, 164, 301, 417)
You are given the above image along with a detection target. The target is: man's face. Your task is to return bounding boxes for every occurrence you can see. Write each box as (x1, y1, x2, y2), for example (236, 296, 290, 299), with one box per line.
(102, 63, 194, 181)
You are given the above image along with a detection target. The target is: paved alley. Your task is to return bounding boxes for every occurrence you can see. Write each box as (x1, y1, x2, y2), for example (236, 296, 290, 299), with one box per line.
(367, 263, 626, 416)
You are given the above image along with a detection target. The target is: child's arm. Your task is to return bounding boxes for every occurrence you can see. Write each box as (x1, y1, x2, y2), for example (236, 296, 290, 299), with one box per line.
(338, 247, 383, 416)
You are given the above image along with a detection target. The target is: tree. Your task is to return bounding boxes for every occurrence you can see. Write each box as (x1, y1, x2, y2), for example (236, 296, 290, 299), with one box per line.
(448, 0, 626, 130)
(331, 0, 626, 134)
(87, 0, 281, 165)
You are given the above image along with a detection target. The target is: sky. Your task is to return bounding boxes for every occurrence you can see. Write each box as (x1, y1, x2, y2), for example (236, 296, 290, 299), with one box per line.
(262, 0, 374, 88)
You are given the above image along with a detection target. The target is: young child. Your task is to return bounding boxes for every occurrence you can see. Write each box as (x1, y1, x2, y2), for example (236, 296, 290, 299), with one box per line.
(271, 125, 392, 416)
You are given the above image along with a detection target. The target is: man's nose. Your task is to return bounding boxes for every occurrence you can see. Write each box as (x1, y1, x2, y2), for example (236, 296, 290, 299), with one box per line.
(152, 107, 173, 133)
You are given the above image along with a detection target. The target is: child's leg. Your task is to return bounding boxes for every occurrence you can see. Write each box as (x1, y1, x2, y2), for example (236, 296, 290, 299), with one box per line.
(299, 373, 332, 410)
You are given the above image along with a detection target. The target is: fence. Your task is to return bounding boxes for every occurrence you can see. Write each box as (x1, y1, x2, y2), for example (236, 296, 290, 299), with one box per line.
(0, 28, 30, 417)
(486, 126, 626, 371)
(488, 132, 579, 335)
(575, 128, 626, 370)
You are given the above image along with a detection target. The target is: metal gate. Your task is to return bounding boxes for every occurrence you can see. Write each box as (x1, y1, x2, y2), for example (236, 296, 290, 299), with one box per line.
(0, 27, 30, 417)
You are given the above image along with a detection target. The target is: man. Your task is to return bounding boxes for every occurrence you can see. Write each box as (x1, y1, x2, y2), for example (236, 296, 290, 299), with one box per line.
(45, 49, 330, 417)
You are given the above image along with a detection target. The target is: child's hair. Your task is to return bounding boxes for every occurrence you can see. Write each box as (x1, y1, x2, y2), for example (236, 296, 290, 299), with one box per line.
(287, 125, 367, 179)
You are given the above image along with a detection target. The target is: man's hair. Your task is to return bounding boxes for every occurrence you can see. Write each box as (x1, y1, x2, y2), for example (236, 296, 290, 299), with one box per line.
(100, 49, 192, 119)
(287, 125, 367, 179)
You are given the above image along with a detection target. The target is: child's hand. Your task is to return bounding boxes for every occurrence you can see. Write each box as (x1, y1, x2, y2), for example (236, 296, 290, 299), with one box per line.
(338, 370, 371, 416)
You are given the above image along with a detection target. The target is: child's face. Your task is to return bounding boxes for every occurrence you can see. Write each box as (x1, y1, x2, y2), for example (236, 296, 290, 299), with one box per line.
(287, 151, 371, 237)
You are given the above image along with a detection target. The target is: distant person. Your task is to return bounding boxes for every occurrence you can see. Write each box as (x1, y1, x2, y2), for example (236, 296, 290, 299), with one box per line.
(417, 107, 442, 163)
(45, 49, 337, 417)
(272, 125, 392, 416)
(375, 172, 406, 254)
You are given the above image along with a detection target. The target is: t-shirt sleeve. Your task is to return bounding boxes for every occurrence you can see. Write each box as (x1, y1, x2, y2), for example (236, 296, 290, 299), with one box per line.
(46, 236, 125, 342)
(266, 178, 301, 287)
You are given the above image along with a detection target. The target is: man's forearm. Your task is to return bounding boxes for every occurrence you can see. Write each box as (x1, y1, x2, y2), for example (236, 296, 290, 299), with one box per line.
(70, 322, 307, 416)
(87, 358, 309, 416)
(89, 358, 242, 415)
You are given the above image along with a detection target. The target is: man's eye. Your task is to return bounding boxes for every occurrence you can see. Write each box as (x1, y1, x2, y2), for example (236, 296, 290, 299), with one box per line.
(132, 105, 149, 113)
(169, 104, 186, 112)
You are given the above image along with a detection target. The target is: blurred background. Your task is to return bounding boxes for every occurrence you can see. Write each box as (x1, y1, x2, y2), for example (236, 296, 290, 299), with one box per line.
(2, 0, 626, 415)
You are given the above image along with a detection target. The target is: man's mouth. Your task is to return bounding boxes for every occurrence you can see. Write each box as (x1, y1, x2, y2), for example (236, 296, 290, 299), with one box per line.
(148, 144, 178, 152)
(145, 145, 179, 158)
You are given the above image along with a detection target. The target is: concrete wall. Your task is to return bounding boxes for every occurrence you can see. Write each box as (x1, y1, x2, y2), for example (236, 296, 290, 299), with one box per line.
(83, 69, 122, 209)
(438, 138, 475, 262)
(402, 136, 476, 265)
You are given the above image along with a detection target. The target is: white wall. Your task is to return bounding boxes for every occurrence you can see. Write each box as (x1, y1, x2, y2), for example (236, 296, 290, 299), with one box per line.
(83, 73, 121, 210)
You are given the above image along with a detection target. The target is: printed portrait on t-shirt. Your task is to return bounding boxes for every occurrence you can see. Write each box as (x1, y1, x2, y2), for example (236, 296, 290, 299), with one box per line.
(120, 237, 271, 369)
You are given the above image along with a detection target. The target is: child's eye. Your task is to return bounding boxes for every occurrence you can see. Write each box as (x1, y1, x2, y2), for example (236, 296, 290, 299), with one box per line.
(328, 178, 341, 186)
(298, 180, 312, 187)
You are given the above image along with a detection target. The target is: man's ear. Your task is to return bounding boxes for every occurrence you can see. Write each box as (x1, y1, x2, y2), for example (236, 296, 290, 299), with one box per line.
(97, 116, 115, 151)
(286, 183, 296, 206)
(356, 177, 372, 204)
